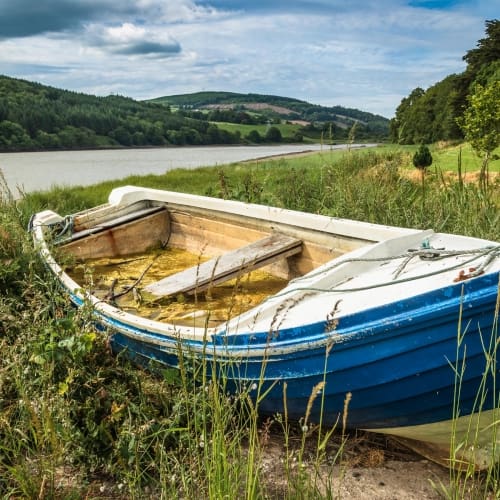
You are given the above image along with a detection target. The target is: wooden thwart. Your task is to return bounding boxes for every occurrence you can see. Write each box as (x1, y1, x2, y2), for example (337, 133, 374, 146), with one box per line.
(143, 232, 302, 298)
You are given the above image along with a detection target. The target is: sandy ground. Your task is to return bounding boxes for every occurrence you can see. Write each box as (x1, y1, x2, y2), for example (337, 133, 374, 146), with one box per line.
(321, 461, 448, 499)
(259, 430, 452, 499)
(81, 430, 453, 498)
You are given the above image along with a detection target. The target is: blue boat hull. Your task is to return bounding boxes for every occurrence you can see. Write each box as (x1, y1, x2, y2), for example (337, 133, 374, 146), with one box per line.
(104, 271, 499, 431)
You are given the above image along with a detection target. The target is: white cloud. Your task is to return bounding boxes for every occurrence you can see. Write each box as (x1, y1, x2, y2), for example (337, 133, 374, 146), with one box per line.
(104, 23, 146, 43)
(87, 22, 181, 56)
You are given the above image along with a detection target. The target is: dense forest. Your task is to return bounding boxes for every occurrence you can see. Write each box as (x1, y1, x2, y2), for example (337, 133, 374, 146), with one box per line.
(390, 19, 500, 144)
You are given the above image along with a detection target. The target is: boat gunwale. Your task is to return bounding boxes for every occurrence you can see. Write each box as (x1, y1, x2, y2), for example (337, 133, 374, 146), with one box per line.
(107, 185, 423, 243)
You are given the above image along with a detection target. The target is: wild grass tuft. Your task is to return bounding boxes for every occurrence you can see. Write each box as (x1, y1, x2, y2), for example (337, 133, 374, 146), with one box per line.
(432, 284, 499, 499)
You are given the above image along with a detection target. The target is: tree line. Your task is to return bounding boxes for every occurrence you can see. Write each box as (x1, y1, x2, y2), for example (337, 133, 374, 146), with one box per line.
(181, 108, 269, 126)
(390, 19, 500, 145)
(2, 19, 496, 153)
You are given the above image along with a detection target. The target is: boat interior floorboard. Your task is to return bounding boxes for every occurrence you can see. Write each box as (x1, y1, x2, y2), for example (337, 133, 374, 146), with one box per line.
(143, 232, 302, 298)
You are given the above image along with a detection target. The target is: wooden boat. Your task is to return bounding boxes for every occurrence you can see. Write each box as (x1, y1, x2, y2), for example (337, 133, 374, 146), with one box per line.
(31, 186, 500, 468)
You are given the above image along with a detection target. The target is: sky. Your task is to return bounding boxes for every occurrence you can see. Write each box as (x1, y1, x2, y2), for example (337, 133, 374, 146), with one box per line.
(0, 1, 498, 118)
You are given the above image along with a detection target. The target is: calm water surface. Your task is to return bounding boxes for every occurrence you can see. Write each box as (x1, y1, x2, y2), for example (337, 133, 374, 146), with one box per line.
(0, 144, 367, 198)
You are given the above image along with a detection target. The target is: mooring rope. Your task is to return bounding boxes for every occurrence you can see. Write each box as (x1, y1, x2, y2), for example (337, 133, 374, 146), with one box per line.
(278, 245, 500, 298)
(53, 215, 74, 239)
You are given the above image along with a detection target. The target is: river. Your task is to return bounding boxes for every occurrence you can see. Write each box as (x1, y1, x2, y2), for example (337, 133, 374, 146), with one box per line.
(0, 143, 369, 198)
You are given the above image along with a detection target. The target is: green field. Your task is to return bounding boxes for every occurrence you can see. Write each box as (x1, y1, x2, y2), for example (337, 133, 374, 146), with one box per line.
(374, 142, 500, 172)
(212, 120, 310, 140)
(430, 142, 500, 172)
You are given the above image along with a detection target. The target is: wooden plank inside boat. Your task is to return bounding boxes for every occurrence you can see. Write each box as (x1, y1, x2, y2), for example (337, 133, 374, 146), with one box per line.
(167, 211, 343, 276)
(143, 232, 302, 298)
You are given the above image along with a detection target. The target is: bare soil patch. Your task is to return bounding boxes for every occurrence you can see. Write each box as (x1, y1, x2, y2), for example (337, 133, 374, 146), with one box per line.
(203, 102, 298, 115)
(259, 429, 450, 499)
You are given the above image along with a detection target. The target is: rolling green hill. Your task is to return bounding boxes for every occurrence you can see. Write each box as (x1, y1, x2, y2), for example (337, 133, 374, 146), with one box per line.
(149, 91, 390, 140)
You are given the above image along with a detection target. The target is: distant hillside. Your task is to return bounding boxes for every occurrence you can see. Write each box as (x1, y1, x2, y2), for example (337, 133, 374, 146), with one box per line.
(0, 76, 389, 153)
(150, 91, 390, 139)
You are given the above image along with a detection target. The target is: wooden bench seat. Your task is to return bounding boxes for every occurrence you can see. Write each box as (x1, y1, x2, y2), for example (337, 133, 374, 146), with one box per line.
(143, 232, 302, 298)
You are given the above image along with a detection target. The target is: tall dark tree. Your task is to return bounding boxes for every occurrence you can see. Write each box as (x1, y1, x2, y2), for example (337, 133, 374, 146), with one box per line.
(265, 126, 282, 143)
(390, 88, 425, 143)
(390, 19, 499, 145)
(463, 20, 500, 75)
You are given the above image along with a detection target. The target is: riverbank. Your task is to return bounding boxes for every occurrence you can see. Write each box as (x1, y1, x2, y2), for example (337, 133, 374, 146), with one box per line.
(0, 144, 335, 197)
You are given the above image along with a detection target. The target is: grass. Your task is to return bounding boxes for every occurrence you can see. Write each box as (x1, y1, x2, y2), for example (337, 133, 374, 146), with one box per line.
(1, 143, 499, 498)
(357, 142, 500, 173)
(431, 142, 500, 173)
(211, 121, 304, 139)
(431, 288, 500, 499)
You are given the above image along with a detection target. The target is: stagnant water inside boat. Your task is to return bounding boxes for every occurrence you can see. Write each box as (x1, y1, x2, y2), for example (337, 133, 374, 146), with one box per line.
(65, 247, 287, 327)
